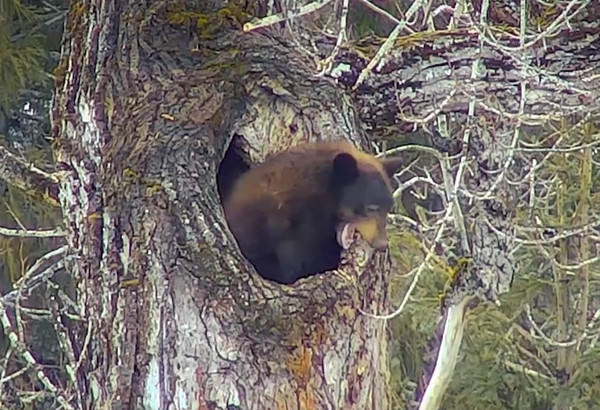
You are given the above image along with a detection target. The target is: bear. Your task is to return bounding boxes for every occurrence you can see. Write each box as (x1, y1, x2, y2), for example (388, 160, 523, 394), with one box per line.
(222, 140, 404, 284)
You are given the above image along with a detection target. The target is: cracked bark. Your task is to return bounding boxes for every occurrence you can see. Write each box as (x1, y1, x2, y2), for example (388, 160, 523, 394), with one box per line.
(48, 0, 600, 409)
(52, 3, 390, 409)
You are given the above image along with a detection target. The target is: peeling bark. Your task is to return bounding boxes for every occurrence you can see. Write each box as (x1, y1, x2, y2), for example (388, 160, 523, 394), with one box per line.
(329, 16, 600, 134)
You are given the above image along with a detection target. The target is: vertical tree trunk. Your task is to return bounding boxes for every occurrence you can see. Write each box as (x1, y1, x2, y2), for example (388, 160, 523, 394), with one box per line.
(52, 1, 392, 408)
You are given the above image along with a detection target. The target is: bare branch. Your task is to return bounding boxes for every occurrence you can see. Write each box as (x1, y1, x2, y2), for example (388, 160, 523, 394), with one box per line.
(0, 145, 60, 207)
(0, 226, 65, 238)
(0, 297, 74, 410)
(243, 0, 333, 32)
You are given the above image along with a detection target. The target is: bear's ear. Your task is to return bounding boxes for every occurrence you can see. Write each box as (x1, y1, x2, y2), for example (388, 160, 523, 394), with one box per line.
(332, 152, 359, 185)
(380, 157, 404, 178)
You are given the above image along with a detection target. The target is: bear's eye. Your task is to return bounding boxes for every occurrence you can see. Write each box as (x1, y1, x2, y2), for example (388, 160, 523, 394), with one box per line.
(365, 204, 380, 214)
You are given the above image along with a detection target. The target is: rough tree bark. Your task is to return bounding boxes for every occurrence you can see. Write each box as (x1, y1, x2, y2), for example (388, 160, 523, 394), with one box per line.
(8, 0, 593, 409)
(51, 2, 394, 409)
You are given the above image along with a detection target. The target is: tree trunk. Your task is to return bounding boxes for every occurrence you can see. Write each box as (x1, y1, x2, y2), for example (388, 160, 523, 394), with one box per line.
(52, 2, 394, 409)
(44, 0, 600, 409)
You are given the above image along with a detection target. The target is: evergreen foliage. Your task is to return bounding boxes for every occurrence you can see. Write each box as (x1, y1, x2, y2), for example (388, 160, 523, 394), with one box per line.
(388, 119, 600, 408)
(0, 0, 47, 112)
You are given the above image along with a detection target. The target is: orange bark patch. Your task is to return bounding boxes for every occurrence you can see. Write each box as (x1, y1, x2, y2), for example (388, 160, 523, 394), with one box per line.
(288, 344, 313, 386)
(288, 343, 317, 409)
(298, 388, 316, 410)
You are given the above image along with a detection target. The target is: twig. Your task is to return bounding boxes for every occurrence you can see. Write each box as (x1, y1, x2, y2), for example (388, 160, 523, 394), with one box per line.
(353, 0, 426, 90)
(502, 360, 554, 381)
(506, 0, 589, 50)
(354, 0, 407, 28)
(317, 0, 350, 75)
(2, 260, 66, 304)
(48, 296, 85, 408)
(243, 0, 333, 32)
(0, 297, 75, 410)
(472, 0, 529, 200)
(0, 226, 65, 238)
(360, 204, 453, 320)
(0, 145, 60, 207)
(12, 245, 69, 290)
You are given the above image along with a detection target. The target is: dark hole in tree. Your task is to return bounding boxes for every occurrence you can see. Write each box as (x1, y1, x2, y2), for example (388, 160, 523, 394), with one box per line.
(217, 136, 250, 204)
(216, 137, 342, 285)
